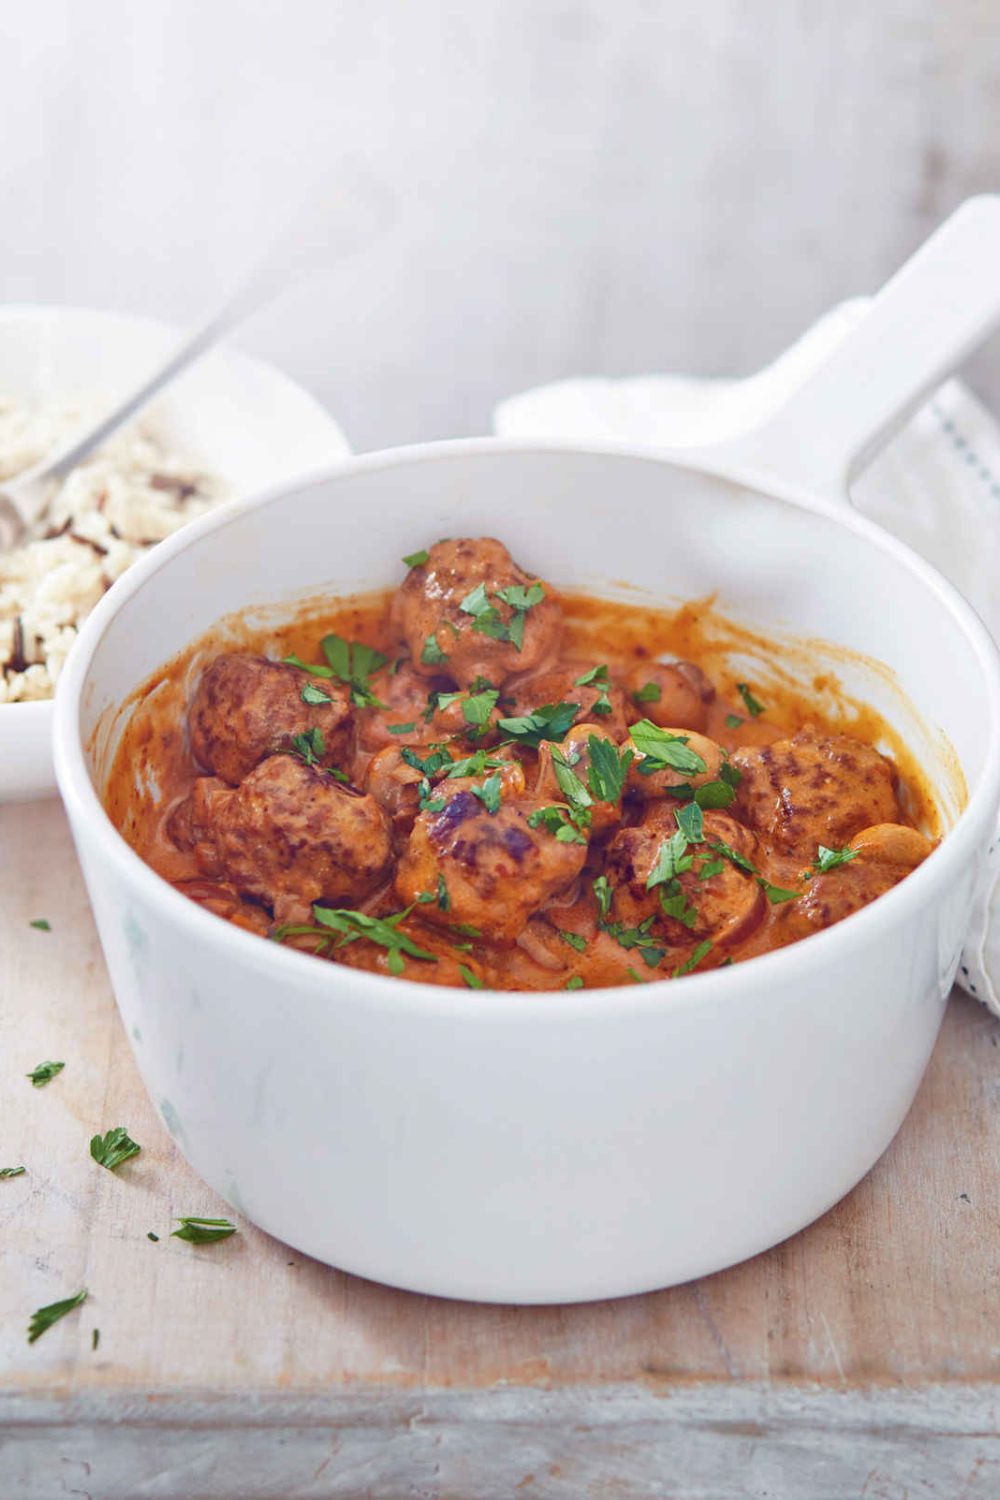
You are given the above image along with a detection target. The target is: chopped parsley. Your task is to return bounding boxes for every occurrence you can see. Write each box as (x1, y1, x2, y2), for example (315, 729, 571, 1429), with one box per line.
(709, 839, 801, 904)
(471, 771, 503, 813)
(402, 548, 430, 568)
(27, 1288, 87, 1344)
(90, 1127, 142, 1173)
(300, 681, 334, 706)
(290, 727, 324, 766)
(27, 1060, 64, 1088)
(147, 1231, 160, 1242)
(436, 874, 450, 911)
(0, 1166, 26, 1179)
(810, 844, 860, 875)
(445, 748, 506, 778)
(646, 829, 693, 890)
(601, 916, 665, 967)
(171, 1216, 237, 1244)
(275, 904, 439, 973)
(497, 701, 580, 748)
(632, 681, 662, 704)
(592, 874, 613, 921)
(626, 967, 647, 983)
(318, 633, 387, 709)
(387, 721, 416, 735)
(724, 713, 743, 730)
(29, 918, 51, 932)
(586, 735, 633, 803)
(674, 801, 704, 842)
(459, 965, 485, 989)
(673, 940, 713, 978)
(551, 749, 594, 822)
(91, 1328, 100, 1352)
(421, 633, 449, 667)
(565, 976, 585, 990)
(459, 580, 545, 652)
(526, 805, 588, 844)
(558, 929, 587, 953)
(401, 744, 452, 778)
(629, 719, 707, 777)
(664, 758, 741, 809)
(574, 663, 614, 716)
(736, 682, 765, 718)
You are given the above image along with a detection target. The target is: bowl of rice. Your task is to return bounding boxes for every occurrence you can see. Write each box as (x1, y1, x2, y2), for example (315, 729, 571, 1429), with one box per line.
(0, 305, 350, 800)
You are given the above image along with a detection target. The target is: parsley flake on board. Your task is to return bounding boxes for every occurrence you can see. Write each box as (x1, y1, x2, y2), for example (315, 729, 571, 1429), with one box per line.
(810, 844, 860, 875)
(27, 1288, 87, 1345)
(629, 720, 707, 777)
(171, 1217, 237, 1245)
(402, 549, 430, 568)
(0, 1166, 26, 1179)
(498, 701, 580, 748)
(147, 1231, 160, 1242)
(92, 1328, 100, 1352)
(90, 1127, 142, 1173)
(29, 918, 51, 931)
(27, 1060, 64, 1088)
(736, 682, 765, 718)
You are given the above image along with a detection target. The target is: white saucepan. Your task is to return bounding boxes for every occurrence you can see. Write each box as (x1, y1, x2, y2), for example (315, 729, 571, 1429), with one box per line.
(54, 199, 1000, 1303)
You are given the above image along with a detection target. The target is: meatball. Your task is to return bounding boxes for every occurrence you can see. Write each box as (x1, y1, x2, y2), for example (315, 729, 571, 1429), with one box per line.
(732, 730, 900, 858)
(772, 822, 933, 945)
(625, 661, 715, 732)
(625, 725, 727, 800)
(189, 653, 353, 786)
(505, 662, 629, 739)
(534, 721, 626, 837)
(174, 754, 391, 924)
(395, 787, 587, 943)
(604, 808, 766, 948)
(354, 662, 446, 752)
(393, 537, 562, 687)
(363, 745, 426, 845)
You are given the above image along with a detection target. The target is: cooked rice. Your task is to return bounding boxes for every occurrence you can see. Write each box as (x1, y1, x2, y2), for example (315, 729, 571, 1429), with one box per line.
(0, 395, 227, 702)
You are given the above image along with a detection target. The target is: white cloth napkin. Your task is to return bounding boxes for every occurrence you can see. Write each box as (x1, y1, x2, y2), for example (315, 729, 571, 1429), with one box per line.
(494, 301, 1000, 1016)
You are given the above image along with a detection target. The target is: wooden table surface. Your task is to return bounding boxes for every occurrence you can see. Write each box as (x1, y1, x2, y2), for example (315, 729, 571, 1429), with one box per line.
(2, 798, 998, 1499)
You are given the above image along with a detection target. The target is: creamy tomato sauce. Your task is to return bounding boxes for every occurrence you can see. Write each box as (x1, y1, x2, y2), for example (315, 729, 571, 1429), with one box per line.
(104, 538, 937, 991)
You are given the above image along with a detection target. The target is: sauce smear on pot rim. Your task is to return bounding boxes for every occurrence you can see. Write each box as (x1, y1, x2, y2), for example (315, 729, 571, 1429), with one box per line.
(103, 536, 940, 992)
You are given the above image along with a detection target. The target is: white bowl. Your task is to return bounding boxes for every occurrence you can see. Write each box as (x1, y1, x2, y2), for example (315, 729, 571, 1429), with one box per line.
(53, 440, 1000, 1303)
(0, 304, 350, 801)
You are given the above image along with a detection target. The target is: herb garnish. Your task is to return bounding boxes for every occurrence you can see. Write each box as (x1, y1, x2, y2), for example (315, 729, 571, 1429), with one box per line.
(497, 701, 580, 748)
(421, 633, 449, 667)
(586, 735, 633, 804)
(444, 748, 506, 779)
(673, 940, 713, 978)
(401, 744, 452, 778)
(471, 772, 503, 813)
(0, 1166, 26, 1179)
(29, 918, 51, 932)
(27, 1288, 87, 1344)
(147, 1231, 160, 1242)
(92, 1328, 100, 1352)
(592, 874, 613, 920)
(526, 805, 588, 844)
(601, 916, 665, 967)
(436, 874, 450, 911)
(388, 721, 416, 735)
(810, 844, 860, 875)
(289, 728, 350, 782)
(27, 1060, 64, 1088)
(574, 663, 613, 716)
(459, 580, 545, 652)
(736, 682, 765, 718)
(633, 681, 661, 704)
(90, 1127, 141, 1173)
(724, 713, 743, 730)
(629, 719, 707, 777)
(300, 681, 333, 706)
(565, 976, 584, 990)
(709, 839, 801, 904)
(459, 965, 485, 989)
(558, 929, 587, 953)
(171, 1216, 237, 1244)
(276, 904, 439, 976)
(319, 634, 387, 709)
(402, 549, 430, 568)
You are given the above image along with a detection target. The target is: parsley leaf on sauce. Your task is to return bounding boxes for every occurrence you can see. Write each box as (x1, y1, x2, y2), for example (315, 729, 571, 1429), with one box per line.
(498, 701, 580, 748)
(811, 844, 860, 874)
(421, 633, 449, 667)
(471, 772, 503, 813)
(736, 682, 765, 718)
(633, 681, 661, 704)
(586, 736, 633, 804)
(459, 965, 485, 989)
(629, 720, 707, 777)
(673, 940, 713, 978)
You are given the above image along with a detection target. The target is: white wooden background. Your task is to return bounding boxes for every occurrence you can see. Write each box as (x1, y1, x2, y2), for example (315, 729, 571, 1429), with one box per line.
(2, 0, 999, 451)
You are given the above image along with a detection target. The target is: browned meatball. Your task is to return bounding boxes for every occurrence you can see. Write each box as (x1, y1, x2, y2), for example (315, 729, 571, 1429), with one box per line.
(771, 822, 932, 945)
(174, 754, 391, 924)
(534, 721, 626, 837)
(393, 538, 562, 687)
(505, 661, 629, 739)
(189, 653, 353, 786)
(625, 661, 715, 731)
(363, 745, 426, 845)
(733, 730, 900, 858)
(625, 725, 726, 799)
(395, 787, 587, 943)
(604, 808, 766, 949)
(354, 662, 445, 752)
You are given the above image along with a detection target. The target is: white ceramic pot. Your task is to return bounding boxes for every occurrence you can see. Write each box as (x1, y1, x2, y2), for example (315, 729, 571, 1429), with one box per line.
(52, 203, 1000, 1303)
(0, 304, 350, 802)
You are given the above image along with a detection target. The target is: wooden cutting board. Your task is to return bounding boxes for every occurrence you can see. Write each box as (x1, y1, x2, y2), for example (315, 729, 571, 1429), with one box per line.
(1, 798, 998, 1499)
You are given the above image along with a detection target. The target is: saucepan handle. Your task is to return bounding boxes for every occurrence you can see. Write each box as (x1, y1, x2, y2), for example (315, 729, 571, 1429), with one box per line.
(709, 195, 1000, 505)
